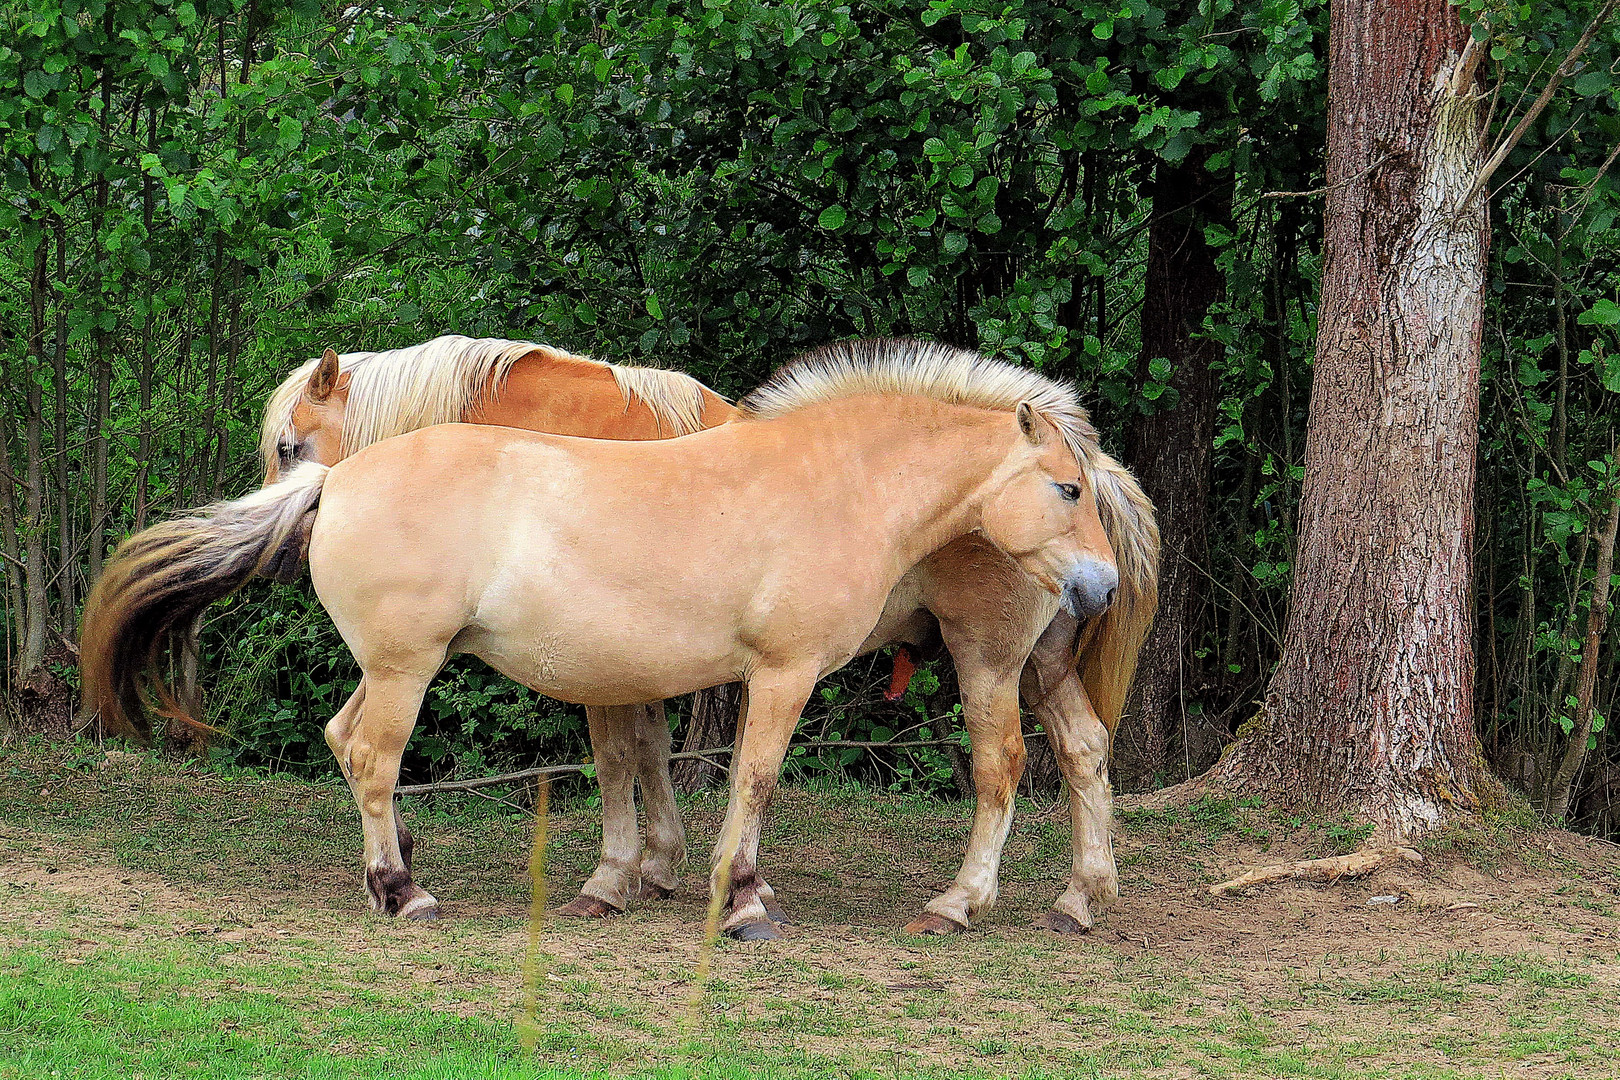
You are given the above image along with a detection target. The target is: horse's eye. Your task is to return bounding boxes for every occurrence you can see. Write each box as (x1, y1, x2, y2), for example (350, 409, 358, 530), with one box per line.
(279, 442, 297, 463)
(1055, 483, 1081, 503)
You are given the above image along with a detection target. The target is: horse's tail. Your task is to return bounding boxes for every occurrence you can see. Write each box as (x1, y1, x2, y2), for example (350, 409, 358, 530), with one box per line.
(80, 462, 330, 741)
(1080, 453, 1160, 734)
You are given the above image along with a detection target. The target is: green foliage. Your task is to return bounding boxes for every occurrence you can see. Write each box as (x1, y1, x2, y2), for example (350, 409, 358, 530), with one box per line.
(0, 0, 1618, 815)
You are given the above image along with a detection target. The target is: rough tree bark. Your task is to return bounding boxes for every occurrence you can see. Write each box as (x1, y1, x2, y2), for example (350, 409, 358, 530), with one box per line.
(1121, 155, 1228, 785)
(1205, 0, 1498, 837)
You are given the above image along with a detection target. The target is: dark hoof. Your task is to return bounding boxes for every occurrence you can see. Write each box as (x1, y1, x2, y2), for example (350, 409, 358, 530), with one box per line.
(725, 919, 783, 942)
(633, 881, 676, 902)
(556, 894, 623, 918)
(763, 898, 792, 926)
(903, 912, 968, 936)
(403, 902, 440, 923)
(1035, 909, 1091, 935)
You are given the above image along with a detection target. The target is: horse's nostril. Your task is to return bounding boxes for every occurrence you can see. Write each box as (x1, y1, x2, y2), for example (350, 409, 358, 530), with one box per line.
(1105, 587, 1116, 607)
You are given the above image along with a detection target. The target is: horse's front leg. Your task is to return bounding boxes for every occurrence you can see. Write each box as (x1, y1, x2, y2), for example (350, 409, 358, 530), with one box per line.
(905, 664, 1024, 935)
(559, 704, 643, 916)
(711, 672, 813, 941)
(1023, 615, 1117, 933)
(328, 669, 440, 920)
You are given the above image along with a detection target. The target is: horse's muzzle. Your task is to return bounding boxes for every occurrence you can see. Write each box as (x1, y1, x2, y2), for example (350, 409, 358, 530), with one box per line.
(1060, 560, 1119, 620)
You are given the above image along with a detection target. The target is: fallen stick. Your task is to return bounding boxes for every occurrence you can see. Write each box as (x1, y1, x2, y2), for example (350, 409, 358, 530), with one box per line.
(1209, 846, 1424, 897)
(393, 736, 1007, 796)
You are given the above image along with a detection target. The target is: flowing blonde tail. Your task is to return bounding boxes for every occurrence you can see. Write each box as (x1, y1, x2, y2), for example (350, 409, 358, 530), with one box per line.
(79, 463, 330, 740)
(1081, 453, 1160, 733)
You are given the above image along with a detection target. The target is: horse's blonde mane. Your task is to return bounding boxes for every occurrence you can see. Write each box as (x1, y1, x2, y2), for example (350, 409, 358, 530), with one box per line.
(737, 338, 1100, 465)
(1080, 452, 1160, 735)
(740, 338, 1159, 733)
(259, 334, 712, 469)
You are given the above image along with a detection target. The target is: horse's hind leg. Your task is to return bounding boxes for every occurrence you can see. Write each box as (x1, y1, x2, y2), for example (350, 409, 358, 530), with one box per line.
(558, 705, 641, 916)
(631, 701, 685, 900)
(1022, 614, 1117, 934)
(326, 681, 417, 878)
(331, 668, 440, 920)
(905, 660, 1024, 935)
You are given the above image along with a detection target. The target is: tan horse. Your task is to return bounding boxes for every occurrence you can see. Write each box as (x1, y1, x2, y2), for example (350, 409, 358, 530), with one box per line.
(82, 344, 1117, 939)
(253, 336, 1157, 933)
(260, 335, 1155, 932)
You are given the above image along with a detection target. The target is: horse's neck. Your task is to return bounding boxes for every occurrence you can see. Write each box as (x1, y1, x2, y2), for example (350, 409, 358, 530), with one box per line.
(469, 352, 734, 439)
(772, 398, 1014, 571)
(466, 353, 636, 437)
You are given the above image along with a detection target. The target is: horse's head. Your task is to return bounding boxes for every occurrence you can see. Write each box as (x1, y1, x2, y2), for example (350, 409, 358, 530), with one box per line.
(980, 402, 1119, 620)
(262, 349, 349, 485)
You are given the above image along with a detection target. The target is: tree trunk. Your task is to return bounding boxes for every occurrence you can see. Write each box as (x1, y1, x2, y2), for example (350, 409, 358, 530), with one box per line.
(21, 239, 50, 678)
(0, 347, 25, 674)
(211, 261, 243, 498)
(673, 684, 740, 793)
(1206, 3, 1497, 837)
(51, 219, 73, 628)
(1120, 155, 1228, 786)
(88, 23, 113, 584)
(1546, 490, 1620, 822)
(134, 100, 156, 532)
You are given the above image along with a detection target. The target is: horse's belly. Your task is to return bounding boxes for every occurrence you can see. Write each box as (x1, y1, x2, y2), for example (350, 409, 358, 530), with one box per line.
(457, 603, 743, 707)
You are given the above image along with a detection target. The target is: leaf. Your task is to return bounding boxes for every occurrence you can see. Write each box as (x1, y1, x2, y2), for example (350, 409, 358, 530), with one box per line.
(277, 116, 303, 151)
(818, 204, 847, 230)
(942, 231, 967, 256)
(1578, 298, 1620, 326)
(555, 83, 574, 106)
(645, 294, 663, 320)
(1573, 70, 1609, 98)
(1516, 358, 1548, 387)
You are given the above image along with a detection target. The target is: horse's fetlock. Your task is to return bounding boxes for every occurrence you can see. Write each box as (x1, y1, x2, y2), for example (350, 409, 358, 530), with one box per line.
(365, 865, 416, 915)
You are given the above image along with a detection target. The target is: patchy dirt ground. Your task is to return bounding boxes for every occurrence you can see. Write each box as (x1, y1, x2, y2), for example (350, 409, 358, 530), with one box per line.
(3, 746, 1619, 1078)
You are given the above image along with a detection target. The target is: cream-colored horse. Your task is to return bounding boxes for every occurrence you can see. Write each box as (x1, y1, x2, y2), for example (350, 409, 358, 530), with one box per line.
(255, 335, 1157, 932)
(254, 336, 1157, 933)
(83, 344, 1118, 939)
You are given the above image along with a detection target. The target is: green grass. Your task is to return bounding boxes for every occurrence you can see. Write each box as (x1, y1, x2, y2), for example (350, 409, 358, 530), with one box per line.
(3, 744, 1620, 1079)
(1, 946, 559, 1080)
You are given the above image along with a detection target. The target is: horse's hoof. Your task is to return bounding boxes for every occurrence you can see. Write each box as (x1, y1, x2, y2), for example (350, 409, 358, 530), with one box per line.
(556, 894, 623, 918)
(725, 919, 783, 942)
(763, 898, 792, 926)
(633, 882, 675, 902)
(903, 912, 968, 936)
(1035, 909, 1090, 935)
(403, 902, 441, 923)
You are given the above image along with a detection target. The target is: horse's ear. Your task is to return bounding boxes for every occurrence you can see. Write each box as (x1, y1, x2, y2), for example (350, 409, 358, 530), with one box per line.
(306, 348, 340, 402)
(1016, 401, 1047, 445)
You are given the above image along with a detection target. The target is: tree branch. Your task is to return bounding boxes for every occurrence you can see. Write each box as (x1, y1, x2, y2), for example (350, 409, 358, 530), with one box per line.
(1547, 483, 1620, 821)
(1458, 0, 1620, 210)
(393, 735, 1039, 796)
